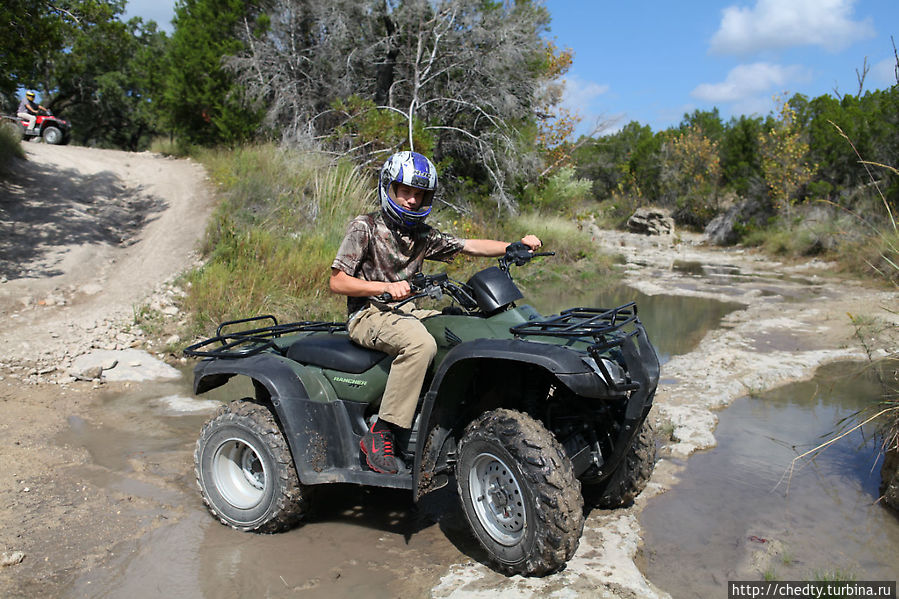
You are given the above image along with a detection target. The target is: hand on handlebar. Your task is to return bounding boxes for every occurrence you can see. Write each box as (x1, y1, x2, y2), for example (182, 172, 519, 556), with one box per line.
(503, 241, 555, 267)
(376, 280, 412, 302)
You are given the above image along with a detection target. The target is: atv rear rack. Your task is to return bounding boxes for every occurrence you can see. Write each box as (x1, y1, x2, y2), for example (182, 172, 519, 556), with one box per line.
(184, 315, 346, 358)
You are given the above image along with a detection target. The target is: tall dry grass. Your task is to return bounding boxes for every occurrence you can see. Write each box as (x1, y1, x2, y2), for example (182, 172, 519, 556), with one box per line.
(182, 145, 376, 328)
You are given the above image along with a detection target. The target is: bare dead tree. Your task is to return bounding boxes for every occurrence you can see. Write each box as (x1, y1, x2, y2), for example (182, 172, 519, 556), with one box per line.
(893, 35, 898, 85)
(856, 56, 869, 96)
(227, 0, 555, 212)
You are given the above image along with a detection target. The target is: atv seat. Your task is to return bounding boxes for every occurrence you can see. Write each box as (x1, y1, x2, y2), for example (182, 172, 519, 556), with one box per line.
(286, 334, 388, 374)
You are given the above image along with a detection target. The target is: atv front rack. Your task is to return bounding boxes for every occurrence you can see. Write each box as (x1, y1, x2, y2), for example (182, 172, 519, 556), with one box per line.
(510, 303, 639, 346)
(183, 315, 346, 358)
(510, 303, 649, 393)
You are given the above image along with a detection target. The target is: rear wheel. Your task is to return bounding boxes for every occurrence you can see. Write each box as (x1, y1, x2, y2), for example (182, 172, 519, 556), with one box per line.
(195, 399, 309, 532)
(42, 126, 63, 145)
(456, 409, 584, 576)
(584, 420, 657, 508)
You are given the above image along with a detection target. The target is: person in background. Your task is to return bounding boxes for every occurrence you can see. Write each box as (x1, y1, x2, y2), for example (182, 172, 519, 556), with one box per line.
(17, 91, 47, 131)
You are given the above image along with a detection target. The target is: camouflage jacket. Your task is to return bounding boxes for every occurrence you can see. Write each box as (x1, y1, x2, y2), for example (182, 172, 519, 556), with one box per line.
(332, 211, 465, 314)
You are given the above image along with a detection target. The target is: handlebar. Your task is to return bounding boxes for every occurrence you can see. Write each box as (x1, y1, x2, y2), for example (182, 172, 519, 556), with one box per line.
(500, 241, 555, 270)
(369, 243, 553, 311)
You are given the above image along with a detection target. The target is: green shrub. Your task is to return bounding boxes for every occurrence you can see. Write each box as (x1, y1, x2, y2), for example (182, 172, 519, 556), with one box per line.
(0, 123, 25, 174)
(148, 136, 195, 157)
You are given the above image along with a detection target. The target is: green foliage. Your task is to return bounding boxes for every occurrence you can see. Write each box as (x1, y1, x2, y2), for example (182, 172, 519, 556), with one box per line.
(0, 123, 25, 173)
(758, 96, 816, 217)
(56, 15, 169, 149)
(528, 167, 592, 214)
(573, 121, 663, 205)
(0, 0, 66, 104)
(679, 108, 725, 142)
(1, 1, 170, 149)
(659, 125, 722, 228)
(161, 0, 264, 146)
(331, 95, 435, 159)
(719, 114, 765, 196)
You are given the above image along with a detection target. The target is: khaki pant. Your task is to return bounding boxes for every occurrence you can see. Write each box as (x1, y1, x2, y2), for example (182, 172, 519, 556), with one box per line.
(17, 112, 36, 130)
(347, 304, 439, 429)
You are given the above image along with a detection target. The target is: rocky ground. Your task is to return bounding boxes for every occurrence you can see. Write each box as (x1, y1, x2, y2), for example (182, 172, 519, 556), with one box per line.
(0, 143, 897, 598)
(0, 143, 212, 596)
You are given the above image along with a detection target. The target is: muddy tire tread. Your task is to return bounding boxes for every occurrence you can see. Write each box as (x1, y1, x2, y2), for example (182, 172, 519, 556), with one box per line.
(195, 399, 308, 533)
(589, 420, 657, 509)
(458, 408, 584, 576)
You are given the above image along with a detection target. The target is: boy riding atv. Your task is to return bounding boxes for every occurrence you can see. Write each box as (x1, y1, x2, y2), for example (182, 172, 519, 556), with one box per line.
(185, 153, 660, 576)
(330, 151, 542, 474)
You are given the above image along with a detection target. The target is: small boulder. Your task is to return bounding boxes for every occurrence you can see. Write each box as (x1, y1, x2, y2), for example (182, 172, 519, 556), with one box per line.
(627, 208, 674, 236)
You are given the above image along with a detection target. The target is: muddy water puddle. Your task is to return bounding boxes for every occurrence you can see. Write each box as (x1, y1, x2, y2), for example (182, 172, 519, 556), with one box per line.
(640, 361, 899, 598)
(58, 286, 739, 597)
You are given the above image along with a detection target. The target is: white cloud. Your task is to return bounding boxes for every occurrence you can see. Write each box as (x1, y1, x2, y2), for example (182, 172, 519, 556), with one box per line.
(561, 76, 610, 112)
(559, 76, 615, 135)
(871, 56, 898, 87)
(692, 62, 809, 103)
(710, 0, 875, 55)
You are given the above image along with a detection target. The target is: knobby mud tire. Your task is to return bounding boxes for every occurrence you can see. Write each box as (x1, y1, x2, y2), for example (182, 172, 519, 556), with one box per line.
(456, 408, 584, 576)
(586, 420, 658, 509)
(195, 399, 309, 533)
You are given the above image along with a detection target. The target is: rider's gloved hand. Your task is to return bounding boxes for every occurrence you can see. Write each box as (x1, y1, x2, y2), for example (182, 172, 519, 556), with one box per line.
(505, 242, 534, 266)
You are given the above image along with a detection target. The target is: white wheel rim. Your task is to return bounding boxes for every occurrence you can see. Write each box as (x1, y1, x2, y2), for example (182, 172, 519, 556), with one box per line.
(468, 452, 526, 546)
(212, 438, 266, 509)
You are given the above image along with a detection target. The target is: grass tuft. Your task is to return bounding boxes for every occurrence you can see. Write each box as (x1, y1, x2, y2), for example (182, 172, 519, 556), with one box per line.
(0, 123, 26, 174)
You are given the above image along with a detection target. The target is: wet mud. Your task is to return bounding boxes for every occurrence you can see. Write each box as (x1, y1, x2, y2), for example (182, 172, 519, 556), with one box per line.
(47, 288, 728, 598)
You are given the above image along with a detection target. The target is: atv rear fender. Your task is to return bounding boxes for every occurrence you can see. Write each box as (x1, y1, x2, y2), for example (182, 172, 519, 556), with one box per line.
(193, 353, 413, 490)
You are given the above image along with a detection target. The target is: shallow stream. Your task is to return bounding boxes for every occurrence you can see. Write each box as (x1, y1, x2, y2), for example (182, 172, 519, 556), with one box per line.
(640, 361, 899, 597)
(57, 278, 898, 597)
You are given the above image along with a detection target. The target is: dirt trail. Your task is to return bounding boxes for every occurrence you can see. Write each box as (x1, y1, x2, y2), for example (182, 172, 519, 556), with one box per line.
(0, 143, 212, 370)
(0, 143, 213, 597)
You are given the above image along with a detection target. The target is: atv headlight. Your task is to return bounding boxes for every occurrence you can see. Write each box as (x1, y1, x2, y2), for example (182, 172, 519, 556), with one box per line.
(583, 356, 626, 387)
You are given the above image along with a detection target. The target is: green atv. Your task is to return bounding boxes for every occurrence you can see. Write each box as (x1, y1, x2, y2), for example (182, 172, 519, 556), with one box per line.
(184, 243, 660, 576)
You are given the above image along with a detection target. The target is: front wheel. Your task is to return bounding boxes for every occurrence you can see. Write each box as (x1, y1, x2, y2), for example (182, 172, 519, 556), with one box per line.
(456, 409, 584, 576)
(42, 126, 63, 145)
(195, 399, 309, 532)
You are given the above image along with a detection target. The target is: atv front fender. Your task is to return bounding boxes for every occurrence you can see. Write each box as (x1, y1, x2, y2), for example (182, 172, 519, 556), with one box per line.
(412, 339, 607, 499)
(431, 338, 608, 398)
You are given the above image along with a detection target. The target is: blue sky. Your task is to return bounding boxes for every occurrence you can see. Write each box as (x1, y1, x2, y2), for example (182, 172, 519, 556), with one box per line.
(544, 0, 898, 134)
(124, 0, 898, 134)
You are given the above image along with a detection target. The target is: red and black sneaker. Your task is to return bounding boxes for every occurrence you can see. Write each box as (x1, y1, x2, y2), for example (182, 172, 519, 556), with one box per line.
(360, 421, 399, 474)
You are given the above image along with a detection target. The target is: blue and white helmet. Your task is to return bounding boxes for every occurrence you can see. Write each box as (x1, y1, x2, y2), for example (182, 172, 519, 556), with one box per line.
(379, 151, 438, 228)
